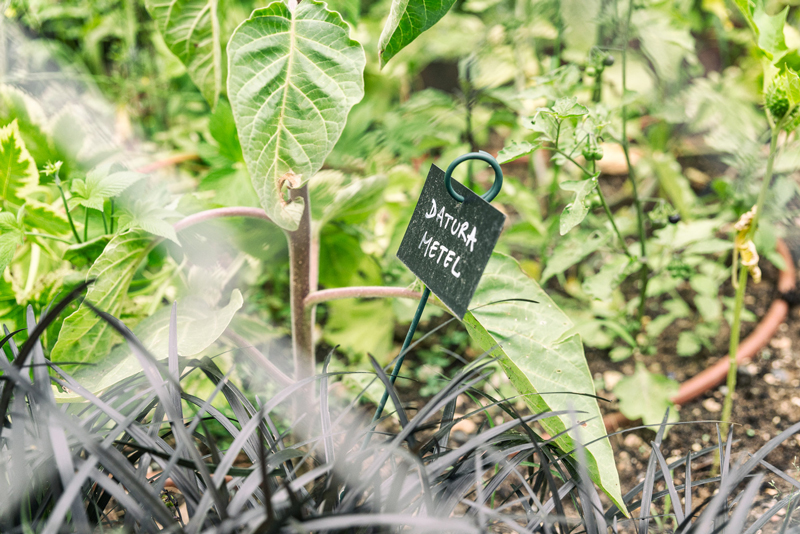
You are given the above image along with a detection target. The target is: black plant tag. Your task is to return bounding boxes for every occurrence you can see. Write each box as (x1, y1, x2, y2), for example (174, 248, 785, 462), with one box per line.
(397, 165, 506, 319)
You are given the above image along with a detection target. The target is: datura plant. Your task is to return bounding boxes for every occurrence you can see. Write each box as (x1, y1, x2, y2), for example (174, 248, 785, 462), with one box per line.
(0, 0, 626, 509)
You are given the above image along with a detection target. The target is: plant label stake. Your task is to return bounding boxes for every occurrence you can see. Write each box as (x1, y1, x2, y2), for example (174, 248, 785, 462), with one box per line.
(366, 152, 505, 446)
(397, 154, 506, 319)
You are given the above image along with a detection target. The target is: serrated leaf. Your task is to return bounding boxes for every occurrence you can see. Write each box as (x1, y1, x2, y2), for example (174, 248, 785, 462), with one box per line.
(0, 119, 38, 210)
(551, 97, 589, 119)
(753, 1, 788, 61)
(378, 0, 457, 67)
(0, 212, 23, 272)
(614, 363, 679, 426)
(63, 235, 112, 268)
(146, 0, 223, 107)
(57, 290, 243, 399)
(497, 140, 541, 164)
(117, 199, 181, 244)
(559, 178, 597, 235)
(525, 112, 559, 143)
(50, 231, 154, 368)
(309, 170, 387, 233)
(463, 252, 626, 513)
(70, 167, 144, 211)
(227, 0, 366, 231)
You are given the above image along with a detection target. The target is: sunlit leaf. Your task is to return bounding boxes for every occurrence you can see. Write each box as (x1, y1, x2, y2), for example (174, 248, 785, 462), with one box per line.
(56, 290, 243, 399)
(464, 253, 626, 513)
(559, 178, 597, 235)
(227, 0, 366, 230)
(614, 363, 679, 426)
(0, 120, 38, 210)
(70, 166, 144, 212)
(497, 140, 540, 164)
(50, 231, 154, 367)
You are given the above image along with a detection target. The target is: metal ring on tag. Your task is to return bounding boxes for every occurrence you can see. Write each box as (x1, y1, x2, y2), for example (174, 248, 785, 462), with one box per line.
(443, 151, 504, 203)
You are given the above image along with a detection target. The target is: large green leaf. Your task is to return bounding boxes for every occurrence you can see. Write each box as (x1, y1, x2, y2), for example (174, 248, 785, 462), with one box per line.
(50, 231, 154, 366)
(227, 1, 366, 230)
(146, 0, 223, 107)
(377, 0, 457, 67)
(0, 119, 38, 210)
(463, 253, 625, 512)
(56, 290, 243, 400)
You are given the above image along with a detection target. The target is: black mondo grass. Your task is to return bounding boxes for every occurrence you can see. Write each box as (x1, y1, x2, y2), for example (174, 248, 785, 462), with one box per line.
(0, 296, 797, 533)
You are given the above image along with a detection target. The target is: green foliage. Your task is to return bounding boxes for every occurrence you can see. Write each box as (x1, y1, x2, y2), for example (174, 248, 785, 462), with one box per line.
(226, 0, 366, 230)
(0, 120, 38, 210)
(69, 166, 144, 212)
(0, 212, 24, 272)
(378, 0, 457, 67)
(146, 0, 223, 107)
(50, 231, 154, 368)
(614, 363, 680, 427)
(464, 253, 625, 512)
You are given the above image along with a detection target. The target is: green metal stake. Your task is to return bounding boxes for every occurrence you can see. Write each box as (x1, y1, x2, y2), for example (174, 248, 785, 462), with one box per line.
(366, 286, 430, 445)
(364, 151, 503, 448)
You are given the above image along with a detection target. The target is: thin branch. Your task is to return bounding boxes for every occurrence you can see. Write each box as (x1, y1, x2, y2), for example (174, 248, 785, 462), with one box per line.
(304, 286, 441, 308)
(173, 207, 272, 233)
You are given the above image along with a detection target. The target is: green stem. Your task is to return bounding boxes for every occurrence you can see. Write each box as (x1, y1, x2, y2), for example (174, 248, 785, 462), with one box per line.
(720, 126, 780, 439)
(619, 0, 648, 324)
(592, 161, 633, 258)
(110, 199, 115, 233)
(25, 232, 73, 245)
(83, 210, 89, 242)
(102, 212, 108, 234)
(57, 182, 81, 244)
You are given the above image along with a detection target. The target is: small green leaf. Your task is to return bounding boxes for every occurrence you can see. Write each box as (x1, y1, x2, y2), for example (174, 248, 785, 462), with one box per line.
(116, 194, 181, 244)
(526, 112, 559, 142)
(753, 1, 788, 61)
(614, 363, 680, 426)
(0, 212, 23, 272)
(51, 231, 154, 368)
(63, 235, 112, 268)
(378, 0, 457, 67)
(559, 178, 597, 235)
(146, 0, 223, 107)
(227, 0, 366, 230)
(56, 290, 243, 399)
(464, 253, 626, 513)
(0, 119, 38, 210)
(695, 294, 722, 323)
(541, 231, 607, 282)
(551, 97, 589, 119)
(70, 166, 144, 211)
(497, 141, 541, 164)
(22, 200, 70, 235)
(677, 331, 702, 357)
(582, 255, 630, 300)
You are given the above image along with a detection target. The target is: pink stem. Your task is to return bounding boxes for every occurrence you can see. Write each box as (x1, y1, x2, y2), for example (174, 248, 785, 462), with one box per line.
(173, 207, 272, 232)
(304, 286, 428, 308)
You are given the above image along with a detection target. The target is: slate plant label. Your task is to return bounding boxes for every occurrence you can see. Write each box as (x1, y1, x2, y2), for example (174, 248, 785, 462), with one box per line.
(397, 165, 506, 319)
